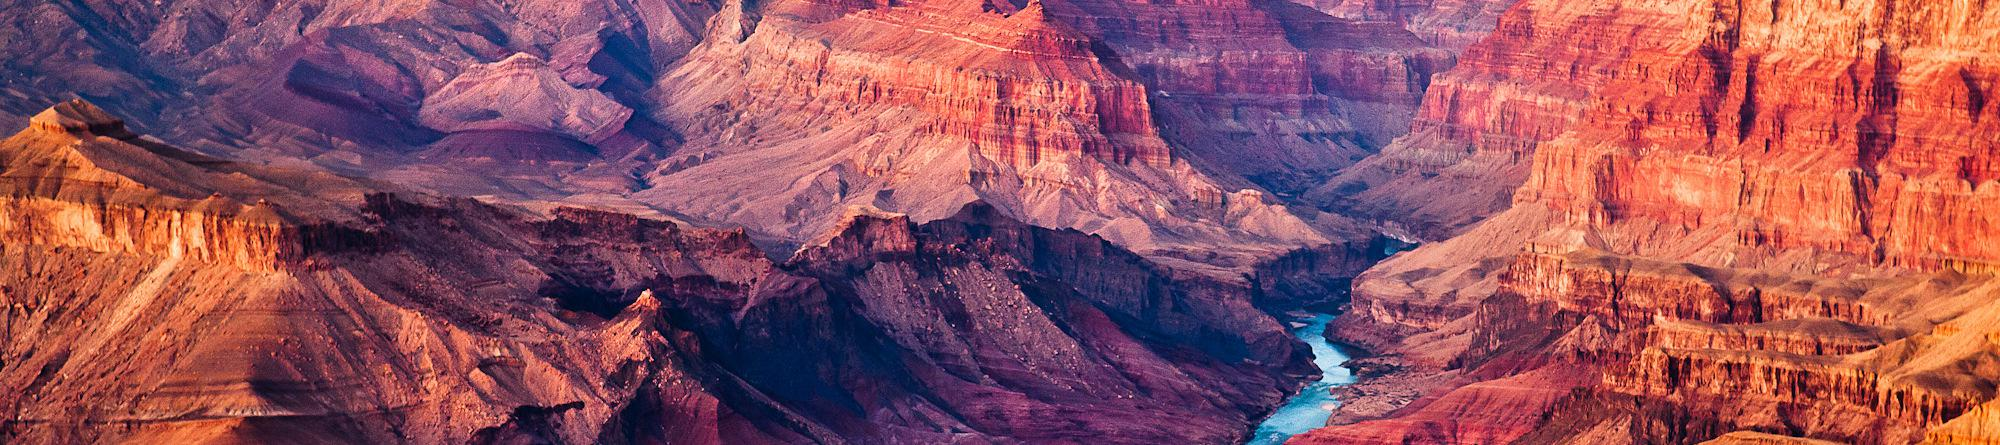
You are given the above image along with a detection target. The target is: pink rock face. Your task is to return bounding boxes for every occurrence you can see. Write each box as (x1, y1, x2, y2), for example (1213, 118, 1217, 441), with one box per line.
(0, 102, 763, 444)
(420, 53, 635, 144)
(3, 0, 1448, 273)
(0, 0, 717, 143)
(0, 102, 1356, 444)
(1040, 0, 1453, 192)
(1, 101, 368, 270)
(1316, 1, 2000, 444)
(1309, 0, 1673, 239)
(10, 0, 2000, 443)
(1294, 366, 1590, 445)
(640, 0, 1371, 268)
(4, 3, 1485, 438)
(1509, 0, 2000, 270)
(669, 0, 1172, 170)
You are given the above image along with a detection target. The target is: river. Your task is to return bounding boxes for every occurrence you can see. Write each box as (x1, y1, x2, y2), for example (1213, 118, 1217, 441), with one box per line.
(1244, 312, 1355, 445)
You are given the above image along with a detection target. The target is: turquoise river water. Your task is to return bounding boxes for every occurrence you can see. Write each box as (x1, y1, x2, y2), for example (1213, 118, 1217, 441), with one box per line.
(1244, 313, 1355, 445)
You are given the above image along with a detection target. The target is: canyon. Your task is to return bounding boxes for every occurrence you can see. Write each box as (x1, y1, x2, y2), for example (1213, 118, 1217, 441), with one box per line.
(1300, 0, 2000, 443)
(0, 100, 1349, 443)
(2, 0, 2000, 443)
(0, 0, 1457, 270)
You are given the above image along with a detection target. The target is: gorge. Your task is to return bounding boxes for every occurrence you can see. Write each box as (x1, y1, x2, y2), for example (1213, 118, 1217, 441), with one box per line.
(2, 0, 1998, 443)
(1250, 312, 1357, 445)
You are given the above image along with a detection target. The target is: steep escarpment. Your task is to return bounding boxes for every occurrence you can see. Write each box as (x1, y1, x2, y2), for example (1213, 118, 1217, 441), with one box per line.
(1311, 0, 2000, 443)
(0, 102, 781, 444)
(649, 204, 1315, 442)
(0, 100, 379, 270)
(645, 0, 1363, 269)
(0, 0, 717, 200)
(1511, 0, 2000, 271)
(669, 0, 1172, 169)
(0, 0, 714, 141)
(1309, 0, 1674, 239)
(1316, 242, 2000, 444)
(0, 102, 1333, 444)
(0, 0, 1489, 276)
(1039, 0, 1452, 193)
(1489, 251, 1999, 444)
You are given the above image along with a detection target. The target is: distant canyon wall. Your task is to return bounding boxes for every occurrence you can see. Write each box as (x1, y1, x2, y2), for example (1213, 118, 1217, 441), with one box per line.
(1310, 0, 2000, 443)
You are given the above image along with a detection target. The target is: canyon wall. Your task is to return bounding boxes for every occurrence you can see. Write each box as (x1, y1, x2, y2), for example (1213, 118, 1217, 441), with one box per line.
(0, 0, 717, 207)
(0, 103, 1334, 444)
(1308, 0, 1682, 238)
(1511, 0, 2000, 271)
(1037, 0, 1453, 193)
(640, 0, 1428, 270)
(0, 0, 1478, 275)
(1312, 0, 2000, 443)
(10, 0, 2000, 443)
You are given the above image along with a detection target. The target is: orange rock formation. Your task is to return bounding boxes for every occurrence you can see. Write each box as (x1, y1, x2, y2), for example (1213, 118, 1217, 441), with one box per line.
(1308, 0, 2000, 443)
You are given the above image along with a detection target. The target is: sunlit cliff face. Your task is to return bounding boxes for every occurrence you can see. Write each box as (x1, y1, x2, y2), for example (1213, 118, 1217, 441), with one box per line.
(1299, 0, 2000, 443)
(0, 98, 1361, 443)
(0, 0, 1455, 273)
(3, 0, 2000, 443)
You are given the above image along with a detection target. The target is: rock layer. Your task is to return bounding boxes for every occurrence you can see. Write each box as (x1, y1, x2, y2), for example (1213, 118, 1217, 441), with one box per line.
(0, 103, 1338, 444)
(641, 0, 1390, 269)
(0, 0, 1465, 274)
(1308, 0, 1666, 239)
(1311, 0, 2000, 443)
(1041, 0, 1453, 193)
(1296, 0, 1517, 50)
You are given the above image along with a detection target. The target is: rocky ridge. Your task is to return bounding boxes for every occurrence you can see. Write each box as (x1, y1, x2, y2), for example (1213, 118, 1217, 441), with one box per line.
(0, 102, 1350, 444)
(641, 0, 1395, 270)
(0, 0, 1475, 275)
(1302, 0, 2000, 443)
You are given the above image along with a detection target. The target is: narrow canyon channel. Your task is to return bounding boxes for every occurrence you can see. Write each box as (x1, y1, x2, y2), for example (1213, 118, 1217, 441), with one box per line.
(1246, 312, 1355, 444)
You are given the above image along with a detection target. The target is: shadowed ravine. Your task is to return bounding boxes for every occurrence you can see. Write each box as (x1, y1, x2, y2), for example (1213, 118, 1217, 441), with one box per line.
(1246, 312, 1355, 445)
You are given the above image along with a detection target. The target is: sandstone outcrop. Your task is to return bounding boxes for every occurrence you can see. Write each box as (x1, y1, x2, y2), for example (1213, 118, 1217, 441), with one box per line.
(0, 0, 1457, 275)
(419, 53, 634, 149)
(1460, 0, 2000, 272)
(0, 102, 1337, 444)
(1313, 0, 2000, 443)
(10, 0, 2000, 442)
(1039, 0, 1453, 193)
(0, 102, 769, 444)
(0, 0, 718, 206)
(1, 100, 373, 270)
(641, 0, 1394, 271)
(1307, 0, 1659, 239)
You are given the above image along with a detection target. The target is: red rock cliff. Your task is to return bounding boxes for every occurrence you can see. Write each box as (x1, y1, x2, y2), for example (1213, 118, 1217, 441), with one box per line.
(643, 0, 1352, 269)
(1310, 0, 1689, 239)
(1311, 0, 2000, 444)
(1512, 0, 2000, 270)
(0, 102, 1337, 444)
(1041, 0, 1452, 193)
